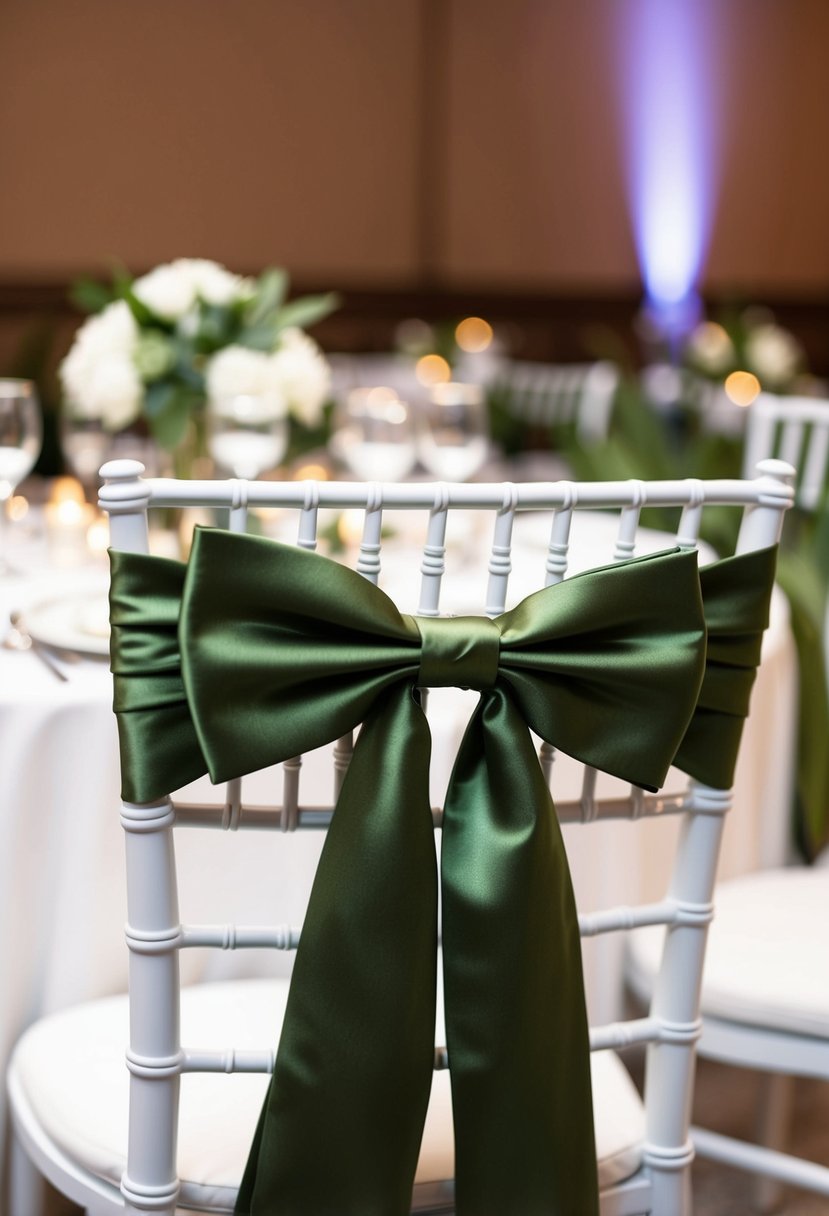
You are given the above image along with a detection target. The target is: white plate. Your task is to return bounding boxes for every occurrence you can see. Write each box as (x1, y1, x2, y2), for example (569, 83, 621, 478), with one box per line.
(22, 590, 111, 657)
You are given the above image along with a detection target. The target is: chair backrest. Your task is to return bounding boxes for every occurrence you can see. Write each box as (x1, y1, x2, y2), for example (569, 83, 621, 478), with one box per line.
(743, 392, 829, 511)
(492, 358, 619, 442)
(99, 458, 793, 1215)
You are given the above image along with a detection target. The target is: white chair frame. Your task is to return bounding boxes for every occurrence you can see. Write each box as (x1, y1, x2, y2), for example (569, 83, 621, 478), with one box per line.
(8, 458, 793, 1216)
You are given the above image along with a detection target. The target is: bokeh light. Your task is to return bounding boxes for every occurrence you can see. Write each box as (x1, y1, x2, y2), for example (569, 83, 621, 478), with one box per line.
(86, 516, 110, 554)
(7, 494, 29, 522)
(724, 370, 761, 407)
(292, 462, 330, 481)
(415, 354, 451, 386)
(455, 316, 493, 353)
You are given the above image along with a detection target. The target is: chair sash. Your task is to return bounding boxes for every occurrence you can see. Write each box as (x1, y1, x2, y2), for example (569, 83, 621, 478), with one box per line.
(108, 531, 775, 1216)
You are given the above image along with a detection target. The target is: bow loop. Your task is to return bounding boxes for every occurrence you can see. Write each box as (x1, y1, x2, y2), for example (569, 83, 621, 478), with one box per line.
(497, 548, 708, 791)
(411, 614, 501, 690)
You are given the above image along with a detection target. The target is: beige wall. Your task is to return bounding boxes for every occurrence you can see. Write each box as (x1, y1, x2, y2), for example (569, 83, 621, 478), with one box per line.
(1, 0, 828, 295)
(0, 0, 422, 282)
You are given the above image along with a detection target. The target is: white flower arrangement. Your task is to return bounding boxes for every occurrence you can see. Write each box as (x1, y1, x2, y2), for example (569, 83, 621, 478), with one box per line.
(683, 309, 805, 394)
(743, 323, 803, 389)
(60, 259, 337, 452)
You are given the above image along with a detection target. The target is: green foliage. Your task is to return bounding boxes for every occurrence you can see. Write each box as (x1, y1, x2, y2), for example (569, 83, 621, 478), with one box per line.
(143, 380, 200, 450)
(273, 292, 340, 335)
(485, 382, 536, 457)
(775, 508, 829, 859)
(561, 375, 829, 859)
(284, 401, 335, 466)
(69, 278, 115, 314)
(561, 378, 743, 552)
(246, 267, 288, 326)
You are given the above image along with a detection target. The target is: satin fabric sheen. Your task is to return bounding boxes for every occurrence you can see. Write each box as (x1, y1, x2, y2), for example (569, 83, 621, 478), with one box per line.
(108, 530, 776, 1215)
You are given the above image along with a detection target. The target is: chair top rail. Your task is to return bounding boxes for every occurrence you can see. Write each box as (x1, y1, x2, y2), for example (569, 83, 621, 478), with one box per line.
(100, 459, 795, 515)
(754, 392, 829, 424)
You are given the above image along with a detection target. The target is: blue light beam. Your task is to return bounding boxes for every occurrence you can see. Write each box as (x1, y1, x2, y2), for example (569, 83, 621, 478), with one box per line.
(616, 0, 721, 318)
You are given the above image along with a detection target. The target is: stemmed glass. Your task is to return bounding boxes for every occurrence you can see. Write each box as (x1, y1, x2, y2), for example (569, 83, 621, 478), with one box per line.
(331, 387, 417, 480)
(207, 393, 289, 479)
(0, 380, 42, 572)
(61, 415, 162, 490)
(417, 382, 489, 481)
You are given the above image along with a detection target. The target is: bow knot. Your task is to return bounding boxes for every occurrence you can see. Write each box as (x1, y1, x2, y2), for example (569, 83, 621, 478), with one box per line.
(411, 613, 501, 690)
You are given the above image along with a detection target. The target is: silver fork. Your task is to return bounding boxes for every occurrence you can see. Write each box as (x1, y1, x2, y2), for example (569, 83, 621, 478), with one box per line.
(3, 612, 74, 682)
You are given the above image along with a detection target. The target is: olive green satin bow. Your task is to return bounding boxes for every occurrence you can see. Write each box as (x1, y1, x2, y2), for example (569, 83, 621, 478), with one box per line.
(110, 530, 714, 1216)
(672, 545, 778, 791)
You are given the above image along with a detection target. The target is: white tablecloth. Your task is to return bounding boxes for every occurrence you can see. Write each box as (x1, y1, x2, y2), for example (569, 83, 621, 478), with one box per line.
(0, 513, 798, 1198)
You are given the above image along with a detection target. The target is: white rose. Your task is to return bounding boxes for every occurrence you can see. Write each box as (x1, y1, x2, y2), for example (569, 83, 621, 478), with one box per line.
(205, 345, 284, 415)
(85, 356, 143, 430)
(267, 328, 331, 427)
(176, 258, 247, 307)
(133, 263, 196, 321)
(60, 301, 141, 427)
(745, 324, 802, 387)
(685, 322, 735, 375)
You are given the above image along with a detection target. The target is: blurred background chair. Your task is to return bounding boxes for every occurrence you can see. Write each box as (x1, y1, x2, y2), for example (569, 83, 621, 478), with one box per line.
(7, 459, 790, 1216)
(489, 359, 619, 444)
(627, 863, 829, 1208)
(743, 393, 829, 513)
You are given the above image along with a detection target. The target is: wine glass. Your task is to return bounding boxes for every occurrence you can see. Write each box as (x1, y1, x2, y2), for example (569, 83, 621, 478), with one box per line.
(417, 382, 489, 481)
(0, 380, 42, 571)
(207, 393, 289, 479)
(331, 387, 417, 480)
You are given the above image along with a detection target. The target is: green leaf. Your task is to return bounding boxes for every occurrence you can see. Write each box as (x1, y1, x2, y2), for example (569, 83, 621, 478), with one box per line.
(193, 303, 235, 354)
(69, 278, 114, 314)
(284, 401, 335, 463)
(174, 350, 206, 392)
(274, 292, 340, 334)
(143, 379, 176, 419)
(237, 320, 280, 352)
(246, 268, 289, 327)
(119, 284, 156, 328)
(145, 384, 194, 450)
(109, 260, 134, 298)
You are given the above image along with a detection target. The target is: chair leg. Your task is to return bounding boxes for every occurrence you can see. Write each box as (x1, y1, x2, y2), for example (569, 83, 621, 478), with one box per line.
(647, 1159, 692, 1216)
(9, 1128, 49, 1216)
(753, 1073, 795, 1213)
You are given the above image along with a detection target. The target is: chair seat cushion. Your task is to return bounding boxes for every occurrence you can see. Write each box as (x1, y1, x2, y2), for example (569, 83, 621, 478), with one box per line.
(627, 868, 829, 1038)
(11, 978, 644, 1209)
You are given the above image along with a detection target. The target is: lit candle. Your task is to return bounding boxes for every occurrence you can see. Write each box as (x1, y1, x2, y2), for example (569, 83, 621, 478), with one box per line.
(46, 476, 96, 565)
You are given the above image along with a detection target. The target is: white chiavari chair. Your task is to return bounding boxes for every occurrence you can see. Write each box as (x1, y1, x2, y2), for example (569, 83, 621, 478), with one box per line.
(628, 393, 829, 1208)
(7, 458, 791, 1216)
